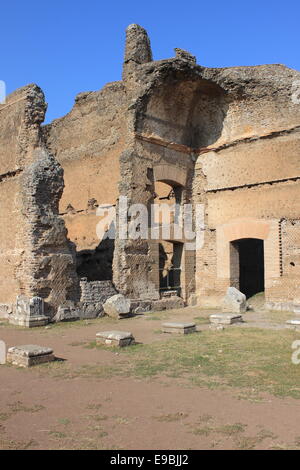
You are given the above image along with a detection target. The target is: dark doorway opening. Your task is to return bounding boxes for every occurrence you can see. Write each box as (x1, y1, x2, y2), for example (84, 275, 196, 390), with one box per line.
(159, 241, 183, 296)
(233, 238, 265, 298)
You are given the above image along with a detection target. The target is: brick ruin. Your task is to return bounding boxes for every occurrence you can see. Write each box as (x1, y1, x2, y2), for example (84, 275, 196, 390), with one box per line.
(0, 24, 299, 323)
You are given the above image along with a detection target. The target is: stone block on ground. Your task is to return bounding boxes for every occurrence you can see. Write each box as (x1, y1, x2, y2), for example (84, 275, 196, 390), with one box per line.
(96, 331, 135, 347)
(210, 313, 243, 325)
(222, 287, 247, 313)
(6, 345, 55, 367)
(162, 322, 196, 334)
(286, 319, 300, 330)
(103, 294, 131, 319)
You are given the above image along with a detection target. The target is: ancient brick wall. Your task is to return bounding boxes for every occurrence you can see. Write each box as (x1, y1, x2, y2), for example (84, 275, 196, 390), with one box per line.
(79, 279, 117, 304)
(1, 24, 299, 318)
(193, 63, 300, 308)
(0, 85, 46, 313)
(0, 86, 79, 318)
(44, 83, 127, 256)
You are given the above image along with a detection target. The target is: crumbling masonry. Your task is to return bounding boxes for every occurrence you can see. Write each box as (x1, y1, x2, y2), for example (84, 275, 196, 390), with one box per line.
(0, 24, 299, 323)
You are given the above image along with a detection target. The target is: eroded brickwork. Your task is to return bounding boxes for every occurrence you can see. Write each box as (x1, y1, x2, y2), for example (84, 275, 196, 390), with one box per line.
(0, 24, 299, 321)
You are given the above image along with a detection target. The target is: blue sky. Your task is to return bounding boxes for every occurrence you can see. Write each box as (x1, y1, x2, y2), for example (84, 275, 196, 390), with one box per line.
(1, 0, 299, 123)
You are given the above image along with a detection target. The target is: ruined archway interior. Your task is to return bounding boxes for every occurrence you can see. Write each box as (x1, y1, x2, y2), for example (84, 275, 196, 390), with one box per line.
(136, 74, 228, 149)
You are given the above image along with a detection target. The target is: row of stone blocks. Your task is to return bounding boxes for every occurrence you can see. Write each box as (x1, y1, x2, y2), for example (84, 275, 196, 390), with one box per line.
(5, 314, 245, 366)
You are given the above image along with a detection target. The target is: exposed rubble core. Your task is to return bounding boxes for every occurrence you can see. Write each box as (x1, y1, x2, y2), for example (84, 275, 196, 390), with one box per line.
(0, 24, 299, 323)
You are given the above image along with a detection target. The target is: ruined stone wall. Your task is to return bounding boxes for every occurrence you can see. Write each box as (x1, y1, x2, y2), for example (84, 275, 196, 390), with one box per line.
(0, 85, 78, 317)
(1, 24, 299, 317)
(19, 148, 79, 316)
(44, 82, 127, 256)
(193, 64, 300, 307)
(0, 85, 45, 313)
(80, 279, 117, 303)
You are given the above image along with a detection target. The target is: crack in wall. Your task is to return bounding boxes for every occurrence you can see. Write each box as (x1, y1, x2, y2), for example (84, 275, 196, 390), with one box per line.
(0, 168, 23, 183)
(205, 175, 300, 193)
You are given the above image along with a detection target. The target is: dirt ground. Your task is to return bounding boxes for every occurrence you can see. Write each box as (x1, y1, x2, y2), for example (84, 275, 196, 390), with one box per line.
(1, 306, 300, 450)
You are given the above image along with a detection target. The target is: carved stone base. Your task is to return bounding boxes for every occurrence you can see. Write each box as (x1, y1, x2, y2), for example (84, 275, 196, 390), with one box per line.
(7, 345, 55, 367)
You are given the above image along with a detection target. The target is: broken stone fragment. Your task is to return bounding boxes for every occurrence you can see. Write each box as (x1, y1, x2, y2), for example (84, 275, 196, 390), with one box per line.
(222, 287, 247, 313)
(174, 48, 196, 64)
(7, 345, 55, 367)
(103, 294, 131, 319)
(96, 330, 135, 347)
(53, 305, 80, 322)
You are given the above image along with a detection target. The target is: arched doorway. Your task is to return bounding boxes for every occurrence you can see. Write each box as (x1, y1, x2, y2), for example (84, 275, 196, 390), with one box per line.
(231, 238, 265, 298)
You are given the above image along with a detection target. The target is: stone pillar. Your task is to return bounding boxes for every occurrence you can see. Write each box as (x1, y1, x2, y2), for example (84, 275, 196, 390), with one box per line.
(123, 24, 153, 80)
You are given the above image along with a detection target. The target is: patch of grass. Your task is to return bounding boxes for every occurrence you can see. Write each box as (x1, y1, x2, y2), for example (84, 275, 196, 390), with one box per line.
(48, 431, 67, 439)
(7, 401, 45, 413)
(114, 417, 130, 425)
(118, 327, 300, 399)
(33, 324, 300, 400)
(91, 414, 108, 422)
(216, 423, 247, 436)
(234, 436, 261, 450)
(198, 414, 213, 424)
(68, 341, 86, 347)
(58, 418, 71, 426)
(192, 425, 212, 436)
(0, 438, 36, 450)
(86, 403, 102, 411)
(265, 310, 295, 325)
(74, 363, 124, 379)
(234, 427, 278, 449)
(191, 421, 247, 438)
(153, 412, 189, 422)
(0, 413, 10, 422)
(194, 316, 210, 324)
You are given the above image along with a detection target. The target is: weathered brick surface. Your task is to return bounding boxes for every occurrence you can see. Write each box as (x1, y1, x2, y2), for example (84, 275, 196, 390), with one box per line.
(0, 25, 299, 320)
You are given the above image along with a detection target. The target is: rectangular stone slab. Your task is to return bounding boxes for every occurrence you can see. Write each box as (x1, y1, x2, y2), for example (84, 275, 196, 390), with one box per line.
(7, 345, 55, 368)
(210, 314, 243, 325)
(162, 322, 196, 334)
(286, 319, 300, 330)
(96, 331, 135, 347)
